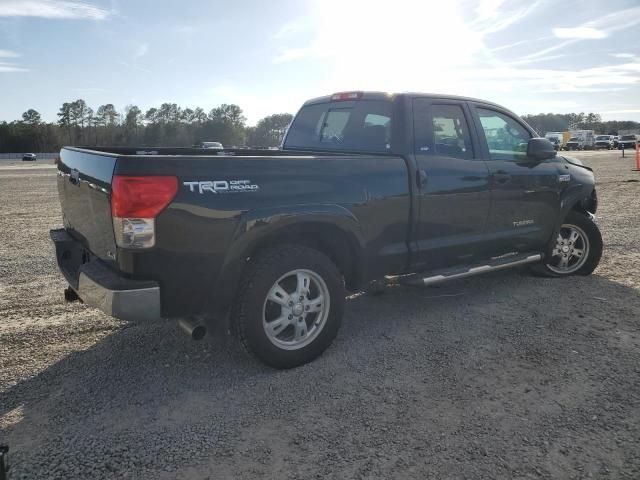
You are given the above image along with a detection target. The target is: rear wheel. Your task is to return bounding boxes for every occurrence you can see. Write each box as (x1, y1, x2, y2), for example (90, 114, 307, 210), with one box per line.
(531, 211, 602, 277)
(233, 245, 345, 369)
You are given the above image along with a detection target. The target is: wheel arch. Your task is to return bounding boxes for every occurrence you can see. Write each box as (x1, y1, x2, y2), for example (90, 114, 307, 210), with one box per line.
(206, 205, 367, 322)
(544, 184, 597, 259)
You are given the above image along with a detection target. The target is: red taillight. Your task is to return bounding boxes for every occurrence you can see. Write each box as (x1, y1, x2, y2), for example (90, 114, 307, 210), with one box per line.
(111, 175, 178, 218)
(331, 91, 363, 101)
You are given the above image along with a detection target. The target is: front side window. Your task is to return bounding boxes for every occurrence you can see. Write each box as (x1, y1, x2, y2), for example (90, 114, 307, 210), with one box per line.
(413, 101, 473, 159)
(476, 108, 531, 161)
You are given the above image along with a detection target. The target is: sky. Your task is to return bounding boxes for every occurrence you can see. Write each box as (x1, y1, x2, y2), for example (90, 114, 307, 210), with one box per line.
(0, 0, 639, 125)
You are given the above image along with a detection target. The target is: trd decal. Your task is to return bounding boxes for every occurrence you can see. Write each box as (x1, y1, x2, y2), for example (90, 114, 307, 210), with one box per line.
(183, 180, 260, 194)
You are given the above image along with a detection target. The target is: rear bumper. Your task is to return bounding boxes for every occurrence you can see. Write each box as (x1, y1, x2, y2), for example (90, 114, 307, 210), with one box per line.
(50, 228, 161, 321)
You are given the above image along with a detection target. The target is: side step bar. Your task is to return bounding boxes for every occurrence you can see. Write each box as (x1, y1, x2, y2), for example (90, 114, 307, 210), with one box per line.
(399, 253, 542, 287)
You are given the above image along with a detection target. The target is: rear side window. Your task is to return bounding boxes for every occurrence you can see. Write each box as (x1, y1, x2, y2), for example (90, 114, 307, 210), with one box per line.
(413, 101, 473, 159)
(284, 100, 392, 152)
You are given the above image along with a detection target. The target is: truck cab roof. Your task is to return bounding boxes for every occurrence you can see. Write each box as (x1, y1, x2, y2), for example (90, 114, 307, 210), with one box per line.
(302, 91, 507, 110)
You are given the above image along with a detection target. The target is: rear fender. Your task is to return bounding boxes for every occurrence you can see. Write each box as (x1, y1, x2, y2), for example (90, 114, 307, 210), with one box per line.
(206, 204, 366, 322)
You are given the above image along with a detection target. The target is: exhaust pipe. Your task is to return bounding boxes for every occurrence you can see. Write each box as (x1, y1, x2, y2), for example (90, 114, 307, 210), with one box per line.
(178, 317, 207, 341)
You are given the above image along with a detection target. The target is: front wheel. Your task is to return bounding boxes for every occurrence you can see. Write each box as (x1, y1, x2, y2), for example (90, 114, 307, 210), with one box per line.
(531, 211, 602, 277)
(233, 245, 345, 369)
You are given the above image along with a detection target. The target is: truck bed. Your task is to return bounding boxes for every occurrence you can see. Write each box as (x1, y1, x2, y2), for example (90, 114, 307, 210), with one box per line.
(56, 146, 411, 318)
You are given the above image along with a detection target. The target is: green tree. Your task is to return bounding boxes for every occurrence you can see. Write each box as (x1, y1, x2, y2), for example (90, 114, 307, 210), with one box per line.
(192, 107, 207, 124)
(124, 105, 142, 144)
(95, 104, 121, 144)
(209, 104, 246, 126)
(247, 113, 293, 146)
(21, 109, 42, 125)
(57, 102, 73, 143)
(144, 107, 158, 124)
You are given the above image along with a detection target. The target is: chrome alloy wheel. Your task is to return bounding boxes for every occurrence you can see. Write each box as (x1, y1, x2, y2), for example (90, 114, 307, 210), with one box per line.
(262, 269, 330, 350)
(547, 223, 590, 274)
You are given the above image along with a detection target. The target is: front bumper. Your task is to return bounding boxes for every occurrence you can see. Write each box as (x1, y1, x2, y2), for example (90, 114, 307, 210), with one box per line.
(50, 229, 161, 321)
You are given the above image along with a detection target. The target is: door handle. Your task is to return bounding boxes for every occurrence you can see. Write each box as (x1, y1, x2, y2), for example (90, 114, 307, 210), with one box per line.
(492, 171, 511, 184)
(417, 169, 428, 188)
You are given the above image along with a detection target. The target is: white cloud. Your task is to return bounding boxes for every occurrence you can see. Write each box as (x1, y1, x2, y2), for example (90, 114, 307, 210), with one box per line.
(273, 19, 312, 39)
(524, 6, 640, 60)
(0, 0, 111, 20)
(0, 61, 28, 72)
(0, 49, 20, 58)
(471, 0, 541, 35)
(585, 6, 640, 34)
(601, 109, 640, 114)
(553, 27, 606, 39)
(249, 1, 640, 122)
(118, 60, 151, 74)
(553, 5, 640, 42)
(0, 50, 26, 72)
(133, 43, 148, 60)
(273, 47, 315, 64)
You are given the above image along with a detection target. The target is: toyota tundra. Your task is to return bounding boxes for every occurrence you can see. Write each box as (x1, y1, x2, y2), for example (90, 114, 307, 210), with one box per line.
(51, 92, 602, 368)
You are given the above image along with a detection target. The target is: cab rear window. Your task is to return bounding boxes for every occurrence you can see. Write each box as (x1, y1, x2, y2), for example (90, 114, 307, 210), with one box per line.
(284, 100, 392, 152)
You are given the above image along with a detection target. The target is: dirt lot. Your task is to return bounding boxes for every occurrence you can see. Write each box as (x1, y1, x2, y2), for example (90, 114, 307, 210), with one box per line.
(1, 152, 639, 479)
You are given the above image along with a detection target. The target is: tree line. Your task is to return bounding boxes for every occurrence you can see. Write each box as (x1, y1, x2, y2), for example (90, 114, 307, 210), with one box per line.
(521, 112, 640, 136)
(0, 99, 294, 153)
(2, 102, 640, 153)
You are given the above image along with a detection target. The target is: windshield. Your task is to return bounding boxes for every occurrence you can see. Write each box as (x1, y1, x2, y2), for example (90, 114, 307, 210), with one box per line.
(569, 137, 579, 141)
(621, 135, 636, 140)
(596, 136, 609, 140)
(284, 99, 393, 152)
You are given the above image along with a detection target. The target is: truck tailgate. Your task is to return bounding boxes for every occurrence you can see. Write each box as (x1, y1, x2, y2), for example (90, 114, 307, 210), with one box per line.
(57, 148, 117, 263)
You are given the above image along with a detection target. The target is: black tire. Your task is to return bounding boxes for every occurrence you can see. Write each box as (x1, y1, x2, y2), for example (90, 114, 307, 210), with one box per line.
(531, 211, 602, 277)
(233, 244, 345, 369)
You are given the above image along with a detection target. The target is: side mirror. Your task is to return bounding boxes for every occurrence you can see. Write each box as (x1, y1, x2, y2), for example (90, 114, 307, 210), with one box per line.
(527, 138, 557, 161)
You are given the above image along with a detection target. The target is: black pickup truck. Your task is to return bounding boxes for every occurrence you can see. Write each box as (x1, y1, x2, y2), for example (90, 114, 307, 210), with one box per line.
(51, 92, 602, 368)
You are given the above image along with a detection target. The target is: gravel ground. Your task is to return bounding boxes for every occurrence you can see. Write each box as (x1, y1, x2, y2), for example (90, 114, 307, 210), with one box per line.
(1, 151, 639, 479)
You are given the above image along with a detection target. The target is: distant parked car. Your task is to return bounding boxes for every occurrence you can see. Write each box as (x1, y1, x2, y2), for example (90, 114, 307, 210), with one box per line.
(618, 135, 638, 150)
(544, 132, 563, 151)
(194, 141, 224, 150)
(594, 135, 613, 150)
(547, 137, 561, 151)
(22, 153, 37, 161)
(565, 137, 583, 151)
